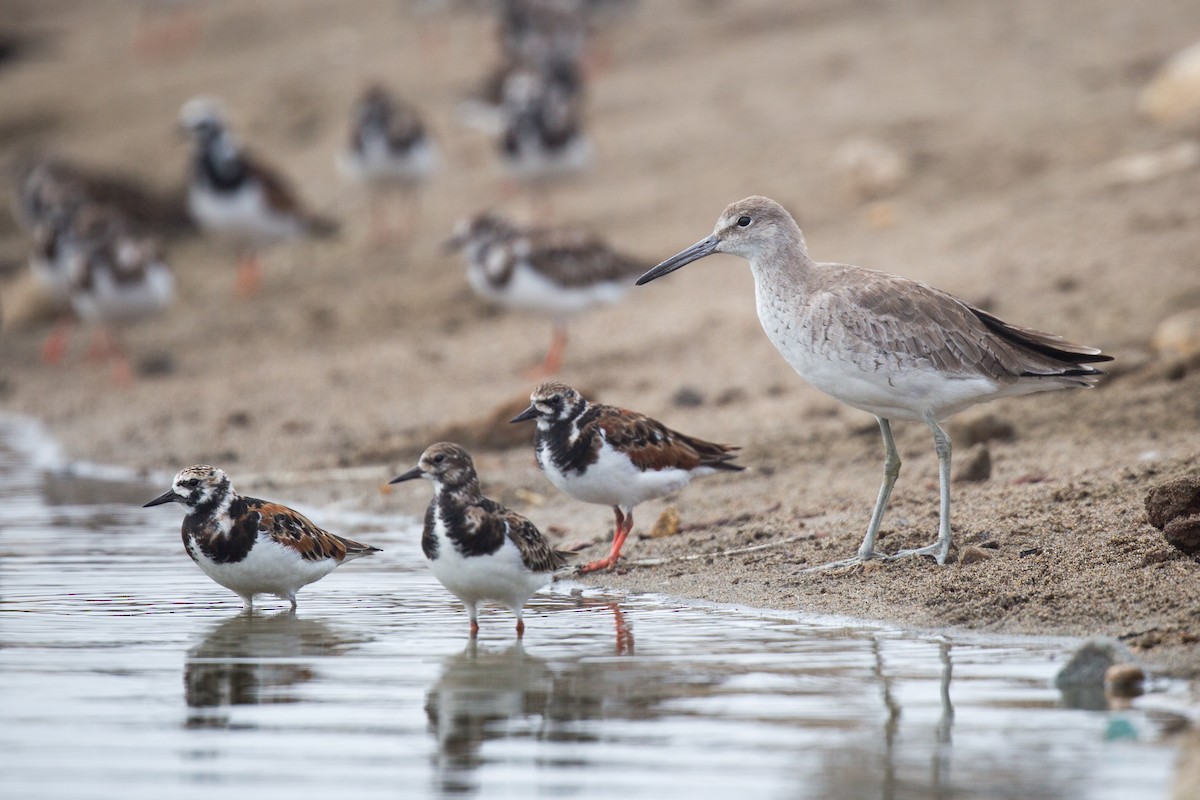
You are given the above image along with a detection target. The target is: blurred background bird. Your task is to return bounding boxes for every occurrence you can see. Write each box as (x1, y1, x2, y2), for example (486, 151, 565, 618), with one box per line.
(338, 84, 438, 247)
(179, 96, 338, 297)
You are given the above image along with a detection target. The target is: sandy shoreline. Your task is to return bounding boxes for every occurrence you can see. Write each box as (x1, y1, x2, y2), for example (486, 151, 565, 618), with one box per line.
(3, 0, 1200, 677)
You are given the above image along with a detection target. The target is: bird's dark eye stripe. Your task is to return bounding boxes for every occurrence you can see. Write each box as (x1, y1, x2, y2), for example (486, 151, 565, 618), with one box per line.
(737, 216, 752, 227)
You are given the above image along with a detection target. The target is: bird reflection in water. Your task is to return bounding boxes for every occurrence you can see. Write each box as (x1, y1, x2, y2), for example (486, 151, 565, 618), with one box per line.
(425, 600, 634, 795)
(184, 611, 370, 729)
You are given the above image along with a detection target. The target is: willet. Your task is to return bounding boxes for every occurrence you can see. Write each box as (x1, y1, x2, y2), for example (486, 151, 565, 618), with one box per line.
(637, 196, 1111, 567)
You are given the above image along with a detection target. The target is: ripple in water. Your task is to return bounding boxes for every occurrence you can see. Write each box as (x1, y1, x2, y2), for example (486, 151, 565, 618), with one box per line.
(0, 415, 1181, 799)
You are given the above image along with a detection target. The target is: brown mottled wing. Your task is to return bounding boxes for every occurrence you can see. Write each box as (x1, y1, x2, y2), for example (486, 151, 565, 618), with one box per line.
(504, 509, 569, 573)
(242, 152, 301, 215)
(249, 500, 380, 562)
(525, 228, 648, 288)
(814, 267, 1107, 381)
(595, 405, 742, 473)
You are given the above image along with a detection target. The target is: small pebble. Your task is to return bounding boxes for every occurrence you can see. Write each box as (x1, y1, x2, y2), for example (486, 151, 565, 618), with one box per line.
(958, 545, 993, 565)
(953, 444, 992, 483)
(1145, 476, 1200, 556)
(672, 387, 705, 408)
(1104, 663, 1146, 699)
(649, 506, 680, 538)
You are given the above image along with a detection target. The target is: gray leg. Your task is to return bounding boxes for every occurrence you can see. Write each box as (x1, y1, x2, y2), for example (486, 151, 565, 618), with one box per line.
(798, 416, 899, 573)
(858, 417, 901, 561)
(889, 414, 953, 565)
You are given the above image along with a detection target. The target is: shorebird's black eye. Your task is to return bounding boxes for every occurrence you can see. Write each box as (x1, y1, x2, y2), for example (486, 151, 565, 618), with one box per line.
(737, 216, 752, 228)
(433, 454, 445, 464)
(184, 479, 199, 488)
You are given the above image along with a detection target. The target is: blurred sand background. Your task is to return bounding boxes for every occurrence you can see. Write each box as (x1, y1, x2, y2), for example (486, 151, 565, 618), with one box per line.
(3, 0, 1200, 674)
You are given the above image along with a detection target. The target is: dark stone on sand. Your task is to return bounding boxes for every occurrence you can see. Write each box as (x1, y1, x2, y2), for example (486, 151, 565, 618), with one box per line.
(949, 413, 1016, 448)
(1145, 476, 1200, 555)
(1055, 637, 1137, 711)
(137, 353, 176, 377)
(953, 443, 991, 483)
(672, 387, 705, 408)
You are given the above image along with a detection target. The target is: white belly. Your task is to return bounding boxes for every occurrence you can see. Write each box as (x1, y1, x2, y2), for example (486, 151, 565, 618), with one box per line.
(188, 182, 303, 246)
(537, 438, 702, 509)
(754, 283, 1003, 422)
(188, 535, 339, 600)
(428, 514, 550, 613)
(469, 260, 626, 317)
(338, 137, 438, 185)
(71, 264, 174, 325)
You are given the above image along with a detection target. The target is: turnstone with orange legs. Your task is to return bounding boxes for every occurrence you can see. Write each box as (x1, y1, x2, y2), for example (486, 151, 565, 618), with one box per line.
(638, 196, 1111, 568)
(144, 465, 380, 611)
(179, 97, 338, 296)
(390, 443, 568, 637)
(447, 212, 646, 375)
(338, 84, 438, 244)
(511, 382, 743, 573)
(66, 217, 174, 385)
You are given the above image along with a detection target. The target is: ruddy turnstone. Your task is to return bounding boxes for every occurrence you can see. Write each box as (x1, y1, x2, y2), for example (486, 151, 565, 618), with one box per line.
(144, 465, 380, 610)
(447, 211, 647, 374)
(511, 382, 743, 573)
(179, 97, 338, 296)
(338, 84, 438, 243)
(637, 196, 1112, 568)
(390, 442, 568, 637)
(498, 65, 590, 185)
(66, 215, 174, 384)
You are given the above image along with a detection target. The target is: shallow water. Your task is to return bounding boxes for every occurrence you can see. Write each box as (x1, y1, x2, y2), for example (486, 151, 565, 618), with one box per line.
(0, 416, 1181, 799)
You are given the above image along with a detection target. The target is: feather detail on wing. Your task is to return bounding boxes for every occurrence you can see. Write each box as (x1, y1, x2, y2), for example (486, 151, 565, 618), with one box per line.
(595, 405, 743, 473)
(244, 153, 339, 237)
(524, 228, 648, 288)
(816, 268, 1110, 383)
(245, 500, 381, 562)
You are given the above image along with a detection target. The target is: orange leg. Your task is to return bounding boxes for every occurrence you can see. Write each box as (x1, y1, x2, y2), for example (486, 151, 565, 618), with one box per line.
(40, 316, 72, 365)
(235, 252, 262, 298)
(516, 618, 525, 638)
(469, 619, 480, 638)
(523, 324, 567, 378)
(578, 507, 633, 574)
(610, 603, 634, 655)
(86, 327, 117, 362)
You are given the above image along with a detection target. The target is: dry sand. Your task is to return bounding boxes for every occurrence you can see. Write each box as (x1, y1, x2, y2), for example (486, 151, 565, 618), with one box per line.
(3, 0, 1200, 676)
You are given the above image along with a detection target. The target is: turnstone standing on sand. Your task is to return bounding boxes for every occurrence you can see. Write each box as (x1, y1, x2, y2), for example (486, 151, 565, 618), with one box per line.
(64, 207, 174, 384)
(338, 85, 438, 243)
(390, 442, 568, 637)
(511, 382, 743, 573)
(144, 465, 381, 610)
(638, 196, 1112, 568)
(498, 65, 590, 186)
(447, 211, 647, 374)
(179, 97, 338, 296)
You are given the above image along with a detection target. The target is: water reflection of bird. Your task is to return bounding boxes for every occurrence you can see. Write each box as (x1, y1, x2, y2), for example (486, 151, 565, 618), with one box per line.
(184, 611, 368, 728)
(424, 601, 635, 793)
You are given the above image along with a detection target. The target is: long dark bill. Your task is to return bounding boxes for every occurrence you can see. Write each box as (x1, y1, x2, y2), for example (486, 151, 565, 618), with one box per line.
(635, 235, 719, 285)
(142, 490, 182, 508)
(389, 466, 424, 484)
(510, 404, 538, 423)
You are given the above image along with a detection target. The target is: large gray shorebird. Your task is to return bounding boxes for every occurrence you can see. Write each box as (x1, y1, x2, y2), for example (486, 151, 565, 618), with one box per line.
(637, 196, 1111, 567)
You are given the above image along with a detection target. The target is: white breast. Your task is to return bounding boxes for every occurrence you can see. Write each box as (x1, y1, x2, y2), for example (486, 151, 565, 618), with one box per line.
(71, 263, 174, 325)
(537, 436, 701, 509)
(186, 534, 339, 600)
(188, 182, 303, 246)
(427, 507, 551, 612)
(752, 276, 1002, 422)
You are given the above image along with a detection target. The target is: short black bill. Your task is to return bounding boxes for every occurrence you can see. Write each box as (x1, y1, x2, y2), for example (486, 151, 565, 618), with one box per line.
(510, 404, 538, 423)
(142, 490, 182, 508)
(636, 235, 719, 285)
(389, 466, 424, 484)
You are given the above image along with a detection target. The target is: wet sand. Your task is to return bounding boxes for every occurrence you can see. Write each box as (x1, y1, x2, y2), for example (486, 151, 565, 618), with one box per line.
(2, 0, 1200, 675)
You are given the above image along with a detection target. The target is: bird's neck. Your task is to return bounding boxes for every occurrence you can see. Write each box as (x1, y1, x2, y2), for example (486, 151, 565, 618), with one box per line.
(186, 482, 235, 535)
(748, 227, 816, 296)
